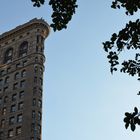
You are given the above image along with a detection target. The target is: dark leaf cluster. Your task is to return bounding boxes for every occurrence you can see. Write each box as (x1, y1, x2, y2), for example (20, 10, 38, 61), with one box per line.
(49, 0, 78, 31)
(31, 0, 78, 31)
(104, 1, 140, 131)
(111, 0, 140, 15)
(31, 0, 45, 7)
(103, 19, 140, 74)
(124, 107, 140, 131)
(121, 58, 140, 79)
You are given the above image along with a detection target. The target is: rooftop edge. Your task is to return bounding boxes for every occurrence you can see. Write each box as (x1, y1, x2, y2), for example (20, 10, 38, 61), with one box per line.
(0, 18, 50, 40)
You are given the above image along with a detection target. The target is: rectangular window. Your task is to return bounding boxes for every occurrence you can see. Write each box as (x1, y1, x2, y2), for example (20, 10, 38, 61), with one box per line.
(38, 124, 41, 134)
(33, 99, 36, 106)
(1, 70, 5, 76)
(21, 70, 26, 77)
(39, 67, 43, 74)
(39, 88, 42, 96)
(12, 94, 17, 101)
(39, 78, 43, 86)
(17, 114, 23, 123)
(8, 129, 14, 138)
(4, 96, 8, 103)
(37, 35, 39, 43)
(16, 127, 21, 135)
(41, 36, 44, 43)
(9, 117, 15, 125)
(2, 107, 6, 115)
(20, 80, 25, 88)
(11, 105, 16, 112)
(19, 91, 24, 98)
(16, 63, 21, 68)
(5, 76, 10, 84)
(35, 57, 38, 62)
(32, 110, 35, 119)
(34, 77, 37, 83)
(38, 112, 41, 121)
(40, 57, 43, 64)
(31, 123, 35, 131)
(7, 67, 11, 73)
(33, 87, 37, 95)
(15, 72, 20, 80)
(1, 119, 5, 128)
(23, 60, 27, 66)
(13, 83, 18, 90)
(18, 102, 24, 110)
(3, 86, 8, 92)
(34, 65, 38, 73)
(38, 100, 42, 108)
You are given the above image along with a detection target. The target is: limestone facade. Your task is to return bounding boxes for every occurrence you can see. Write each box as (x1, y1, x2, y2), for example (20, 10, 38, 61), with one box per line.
(0, 18, 50, 140)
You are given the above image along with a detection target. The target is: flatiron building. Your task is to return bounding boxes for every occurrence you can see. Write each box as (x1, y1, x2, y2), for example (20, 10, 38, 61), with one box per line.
(0, 18, 50, 140)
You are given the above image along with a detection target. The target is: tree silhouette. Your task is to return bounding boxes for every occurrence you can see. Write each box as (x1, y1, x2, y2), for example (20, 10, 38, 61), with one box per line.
(103, 0, 140, 131)
(31, 0, 78, 31)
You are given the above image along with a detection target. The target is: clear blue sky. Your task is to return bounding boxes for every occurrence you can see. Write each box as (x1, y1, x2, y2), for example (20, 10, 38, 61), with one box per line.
(1, 0, 140, 140)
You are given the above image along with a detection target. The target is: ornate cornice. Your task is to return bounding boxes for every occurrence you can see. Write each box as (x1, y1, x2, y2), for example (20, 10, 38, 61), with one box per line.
(0, 18, 50, 43)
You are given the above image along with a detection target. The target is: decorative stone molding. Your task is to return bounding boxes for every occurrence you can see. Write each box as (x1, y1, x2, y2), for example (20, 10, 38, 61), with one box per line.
(0, 18, 50, 44)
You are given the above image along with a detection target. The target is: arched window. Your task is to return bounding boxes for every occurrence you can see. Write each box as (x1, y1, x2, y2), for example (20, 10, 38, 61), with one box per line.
(19, 41, 28, 57)
(4, 48, 13, 63)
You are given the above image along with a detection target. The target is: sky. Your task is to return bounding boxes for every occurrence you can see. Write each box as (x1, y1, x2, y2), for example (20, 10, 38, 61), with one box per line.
(0, 0, 140, 140)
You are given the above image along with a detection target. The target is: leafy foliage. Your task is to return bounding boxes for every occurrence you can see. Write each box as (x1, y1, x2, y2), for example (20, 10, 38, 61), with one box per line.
(103, 0, 140, 131)
(31, 0, 45, 7)
(31, 0, 78, 31)
(103, 19, 140, 75)
(124, 107, 140, 131)
(111, 0, 140, 15)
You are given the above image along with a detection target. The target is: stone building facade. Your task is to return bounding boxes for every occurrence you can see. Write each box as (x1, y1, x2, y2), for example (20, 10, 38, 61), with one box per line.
(0, 18, 50, 140)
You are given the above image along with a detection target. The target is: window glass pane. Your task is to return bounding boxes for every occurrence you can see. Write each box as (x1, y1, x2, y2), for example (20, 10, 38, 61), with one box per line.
(4, 48, 13, 63)
(11, 105, 16, 112)
(21, 70, 26, 77)
(38, 100, 42, 108)
(33, 99, 36, 106)
(16, 127, 21, 135)
(15, 72, 20, 80)
(12, 94, 17, 101)
(2, 107, 6, 115)
(20, 80, 25, 88)
(1, 119, 5, 128)
(9, 117, 15, 125)
(19, 41, 28, 57)
(4, 96, 8, 103)
(19, 91, 24, 98)
(8, 129, 14, 137)
(5, 76, 9, 83)
(3, 86, 8, 92)
(17, 114, 23, 123)
(18, 102, 24, 110)
(13, 83, 18, 90)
